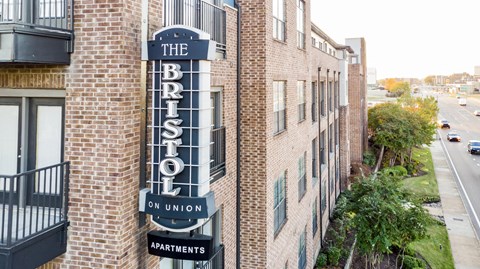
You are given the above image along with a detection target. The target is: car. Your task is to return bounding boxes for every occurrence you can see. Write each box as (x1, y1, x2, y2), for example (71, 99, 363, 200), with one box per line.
(446, 131, 461, 142)
(474, 110, 480, 116)
(467, 140, 480, 154)
(438, 119, 450, 129)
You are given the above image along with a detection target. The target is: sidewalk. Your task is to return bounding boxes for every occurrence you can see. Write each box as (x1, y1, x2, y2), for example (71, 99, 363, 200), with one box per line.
(430, 139, 480, 269)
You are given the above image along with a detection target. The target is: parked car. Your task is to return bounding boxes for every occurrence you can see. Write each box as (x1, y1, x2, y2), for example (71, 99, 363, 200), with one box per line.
(474, 110, 480, 116)
(467, 140, 480, 154)
(438, 119, 450, 129)
(446, 131, 461, 142)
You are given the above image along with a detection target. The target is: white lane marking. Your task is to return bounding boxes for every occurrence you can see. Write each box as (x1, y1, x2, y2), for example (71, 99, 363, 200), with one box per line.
(439, 131, 480, 239)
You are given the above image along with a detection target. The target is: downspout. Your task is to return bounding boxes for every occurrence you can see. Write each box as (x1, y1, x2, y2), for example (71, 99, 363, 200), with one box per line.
(326, 69, 331, 218)
(139, 0, 148, 228)
(317, 66, 322, 239)
(333, 71, 337, 203)
(337, 71, 342, 194)
(235, 2, 242, 269)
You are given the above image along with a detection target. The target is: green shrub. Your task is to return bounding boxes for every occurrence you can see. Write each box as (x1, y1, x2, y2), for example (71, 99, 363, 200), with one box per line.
(316, 253, 327, 268)
(326, 246, 342, 266)
(402, 255, 426, 269)
(382, 165, 408, 177)
(421, 195, 441, 203)
(363, 150, 376, 167)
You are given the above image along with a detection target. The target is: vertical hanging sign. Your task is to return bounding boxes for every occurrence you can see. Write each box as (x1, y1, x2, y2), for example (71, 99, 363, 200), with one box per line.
(139, 26, 216, 232)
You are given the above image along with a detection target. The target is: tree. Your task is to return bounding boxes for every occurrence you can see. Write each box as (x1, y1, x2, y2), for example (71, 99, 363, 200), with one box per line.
(346, 172, 429, 269)
(368, 102, 436, 167)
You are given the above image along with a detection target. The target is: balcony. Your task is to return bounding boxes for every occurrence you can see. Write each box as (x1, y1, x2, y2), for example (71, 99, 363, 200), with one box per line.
(210, 126, 225, 182)
(0, 162, 70, 269)
(164, 0, 226, 52)
(0, 0, 74, 64)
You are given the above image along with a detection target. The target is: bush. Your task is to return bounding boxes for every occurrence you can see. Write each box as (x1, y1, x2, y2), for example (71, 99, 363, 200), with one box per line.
(402, 255, 426, 269)
(326, 246, 342, 266)
(316, 253, 327, 268)
(363, 150, 376, 167)
(382, 165, 408, 177)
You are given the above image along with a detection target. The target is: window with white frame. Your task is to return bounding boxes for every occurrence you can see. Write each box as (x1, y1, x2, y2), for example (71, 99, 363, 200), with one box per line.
(297, 81, 306, 122)
(273, 0, 285, 41)
(274, 81, 286, 133)
(311, 138, 318, 185)
(298, 227, 307, 269)
(311, 81, 317, 122)
(274, 171, 287, 233)
(321, 179, 326, 215)
(298, 152, 306, 200)
(320, 131, 326, 168)
(312, 197, 318, 236)
(296, 0, 305, 49)
(320, 81, 325, 116)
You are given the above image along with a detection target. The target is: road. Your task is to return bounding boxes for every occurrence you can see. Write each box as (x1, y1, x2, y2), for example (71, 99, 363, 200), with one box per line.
(436, 93, 480, 239)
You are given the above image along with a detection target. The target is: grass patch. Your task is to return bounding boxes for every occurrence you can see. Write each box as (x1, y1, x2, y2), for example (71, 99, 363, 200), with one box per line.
(409, 221, 454, 269)
(402, 146, 440, 202)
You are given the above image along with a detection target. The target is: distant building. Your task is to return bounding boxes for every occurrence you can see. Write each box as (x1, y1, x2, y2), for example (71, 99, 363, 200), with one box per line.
(474, 66, 480, 77)
(367, 68, 377, 85)
(346, 38, 368, 165)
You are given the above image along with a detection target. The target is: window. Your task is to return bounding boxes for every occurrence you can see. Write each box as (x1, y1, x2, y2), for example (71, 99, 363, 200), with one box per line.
(320, 131, 326, 169)
(273, 0, 285, 41)
(334, 80, 339, 109)
(39, 0, 65, 18)
(0, 96, 65, 202)
(311, 138, 318, 185)
(211, 88, 225, 181)
(329, 81, 333, 112)
(311, 37, 316, 47)
(320, 81, 325, 116)
(273, 81, 286, 133)
(321, 179, 327, 215)
(297, 81, 305, 122)
(298, 152, 306, 200)
(296, 0, 305, 49)
(329, 124, 333, 154)
(274, 171, 287, 233)
(335, 119, 339, 147)
(312, 197, 318, 236)
(311, 82, 317, 122)
(298, 228, 306, 269)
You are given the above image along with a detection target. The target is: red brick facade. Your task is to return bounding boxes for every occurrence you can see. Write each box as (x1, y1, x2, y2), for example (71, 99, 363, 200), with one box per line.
(0, 1, 368, 268)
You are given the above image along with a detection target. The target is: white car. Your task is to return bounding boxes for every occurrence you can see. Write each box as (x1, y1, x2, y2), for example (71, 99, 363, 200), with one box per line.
(474, 110, 480, 116)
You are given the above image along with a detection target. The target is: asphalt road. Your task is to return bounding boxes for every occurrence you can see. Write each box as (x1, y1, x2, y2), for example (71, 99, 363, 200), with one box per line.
(436, 93, 480, 238)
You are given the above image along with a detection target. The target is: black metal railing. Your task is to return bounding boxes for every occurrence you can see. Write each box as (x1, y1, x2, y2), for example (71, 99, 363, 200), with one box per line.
(163, 0, 226, 51)
(0, 162, 70, 247)
(210, 126, 225, 175)
(199, 244, 224, 269)
(0, 0, 73, 33)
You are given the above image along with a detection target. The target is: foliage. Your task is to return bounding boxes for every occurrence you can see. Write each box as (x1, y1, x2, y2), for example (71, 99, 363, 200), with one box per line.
(326, 246, 342, 266)
(424, 76, 435, 85)
(316, 253, 327, 268)
(368, 102, 436, 167)
(363, 150, 376, 167)
(346, 172, 430, 268)
(382, 165, 408, 177)
(402, 255, 426, 269)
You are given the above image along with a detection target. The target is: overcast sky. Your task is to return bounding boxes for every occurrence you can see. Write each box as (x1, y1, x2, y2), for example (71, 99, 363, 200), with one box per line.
(310, 0, 479, 79)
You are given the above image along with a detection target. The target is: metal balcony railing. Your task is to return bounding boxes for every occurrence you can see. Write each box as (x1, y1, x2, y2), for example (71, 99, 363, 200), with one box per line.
(163, 0, 226, 52)
(210, 126, 226, 180)
(0, 0, 73, 33)
(199, 244, 224, 269)
(0, 162, 70, 248)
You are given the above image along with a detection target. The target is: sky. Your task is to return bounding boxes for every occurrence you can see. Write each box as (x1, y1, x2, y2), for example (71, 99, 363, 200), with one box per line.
(310, 0, 479, 80)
